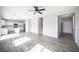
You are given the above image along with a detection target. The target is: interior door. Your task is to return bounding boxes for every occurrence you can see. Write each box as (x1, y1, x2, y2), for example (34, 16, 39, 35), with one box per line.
(38, 17, 43, 34)
(62, 21, 72, 33)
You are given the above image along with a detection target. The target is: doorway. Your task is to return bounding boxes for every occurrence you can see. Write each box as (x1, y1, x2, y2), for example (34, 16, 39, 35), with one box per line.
(58, 13, 75, 40)
(61, 18, 72, 34)
(38, 17, 43, 35)
(23, 24, 26, 32)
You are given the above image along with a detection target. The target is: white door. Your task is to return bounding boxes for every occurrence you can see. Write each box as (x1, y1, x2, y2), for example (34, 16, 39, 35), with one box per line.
(63, 21, 72, 33)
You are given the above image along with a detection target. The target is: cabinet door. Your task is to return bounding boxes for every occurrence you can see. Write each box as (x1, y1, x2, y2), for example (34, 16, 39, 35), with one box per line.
(2, 29, 8, 35)
(0, 20, 5, 26)
(2, 20, 5, 25)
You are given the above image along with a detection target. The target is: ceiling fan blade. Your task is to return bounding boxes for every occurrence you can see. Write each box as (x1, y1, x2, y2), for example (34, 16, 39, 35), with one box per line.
(38, 11, 42, 14)
(33, 6, 39, 11)
(34, 6, 38, 8)
(39, 9, 45, 11)
(28, 10, 35, 11)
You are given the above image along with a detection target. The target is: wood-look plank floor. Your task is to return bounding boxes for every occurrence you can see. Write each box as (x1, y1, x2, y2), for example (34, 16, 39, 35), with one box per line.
(0, 32, 79, 52)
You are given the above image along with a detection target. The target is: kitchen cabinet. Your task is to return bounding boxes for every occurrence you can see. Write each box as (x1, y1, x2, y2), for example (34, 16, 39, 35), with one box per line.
(1, 28, 8, 35)
(14, 28, 20, 33)
(0, 20, 5, 26)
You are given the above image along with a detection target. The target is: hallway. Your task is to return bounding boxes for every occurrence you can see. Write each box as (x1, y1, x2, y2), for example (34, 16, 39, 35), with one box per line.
(59, 33, 74, 40)
(0, 32, 79, 52)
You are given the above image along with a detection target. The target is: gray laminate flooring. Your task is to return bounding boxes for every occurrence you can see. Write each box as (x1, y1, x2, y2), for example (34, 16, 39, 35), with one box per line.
(0, 32, 79, 52)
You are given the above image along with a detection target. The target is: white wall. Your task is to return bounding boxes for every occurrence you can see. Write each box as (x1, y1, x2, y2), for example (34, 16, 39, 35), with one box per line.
(28, 19, 31, 32)
(31, 17, 39, 33)
(25, 17, 39, 33)
(25, 19, 31, 32)
(75, 7, 79, 47)
(25, 19, 28, 32)
(43, 14, 58, 38)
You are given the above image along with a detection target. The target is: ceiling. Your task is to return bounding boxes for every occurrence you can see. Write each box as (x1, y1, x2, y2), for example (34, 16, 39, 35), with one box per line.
(59, 13, 74, 18)
(0, 6, 77, 20)
(27, 6, 76, 15)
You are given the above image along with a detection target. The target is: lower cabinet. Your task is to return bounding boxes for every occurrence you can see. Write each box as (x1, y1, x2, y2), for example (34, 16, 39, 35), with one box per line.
(14, 28, 20, 33)
(1, 28, 8, 35)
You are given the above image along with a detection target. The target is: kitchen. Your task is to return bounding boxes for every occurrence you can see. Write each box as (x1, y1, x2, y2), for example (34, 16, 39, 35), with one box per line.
(0, 17, 26, 36)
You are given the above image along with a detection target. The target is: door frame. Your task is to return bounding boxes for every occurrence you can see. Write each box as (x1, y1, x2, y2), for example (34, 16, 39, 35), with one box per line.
(58, 13, 75, 39)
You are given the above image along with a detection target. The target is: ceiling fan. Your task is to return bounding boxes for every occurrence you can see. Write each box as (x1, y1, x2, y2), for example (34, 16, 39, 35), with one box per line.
(28, 6, 45, 14)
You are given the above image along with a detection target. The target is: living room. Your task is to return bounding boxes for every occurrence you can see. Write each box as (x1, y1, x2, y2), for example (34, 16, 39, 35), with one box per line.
(0, 6, 79, 52)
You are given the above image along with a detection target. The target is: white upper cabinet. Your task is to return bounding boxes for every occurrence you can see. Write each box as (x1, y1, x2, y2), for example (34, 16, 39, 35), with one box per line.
(0, 20, 5, 26)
